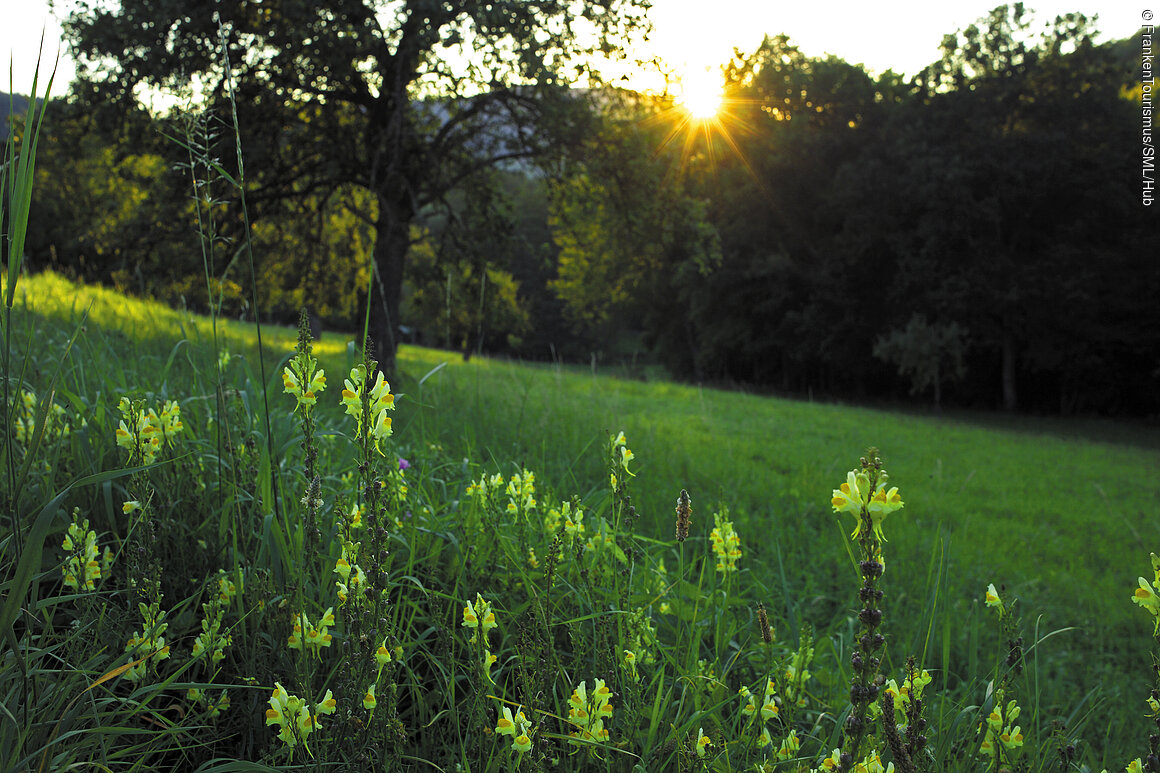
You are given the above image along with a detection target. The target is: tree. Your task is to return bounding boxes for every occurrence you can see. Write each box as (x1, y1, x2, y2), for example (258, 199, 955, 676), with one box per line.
(873, 314, 967, 409)
(899, 4, 1150, 412)
(25, 98, 196, 294)
(60, 0, 650, 372)
(405, 171, 528, 358)
(547, 90, 721, 371)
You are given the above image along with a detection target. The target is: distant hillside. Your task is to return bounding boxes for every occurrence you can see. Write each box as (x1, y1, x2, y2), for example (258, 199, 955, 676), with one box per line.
(1, 92, 36, 140)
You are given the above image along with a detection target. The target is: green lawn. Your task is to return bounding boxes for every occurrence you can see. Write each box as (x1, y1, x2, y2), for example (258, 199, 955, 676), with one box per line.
(12, 269, 1160, 761)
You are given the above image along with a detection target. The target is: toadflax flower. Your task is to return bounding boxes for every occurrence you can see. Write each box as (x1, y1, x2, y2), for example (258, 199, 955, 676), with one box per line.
(710, 510, 742, 573)
(1132, 575, 1160, 631)
(832, 467, 903, 540)
(695, 727, 712, 757)
(287, 609, 334, 656)
(567, 679, 613, 743)
(124, 602, 171, 682)
(282, 351, 326, 411)
(341, 365, 396, 454)
(62, 511, 111, 591)
(115, 397, 179, 465)
(462, 593, 498, 643)
(496, 705, 534, 754)
(265, 682, 330, 747)
(866, 480, 904, 541)
(831, 471, 867, 516)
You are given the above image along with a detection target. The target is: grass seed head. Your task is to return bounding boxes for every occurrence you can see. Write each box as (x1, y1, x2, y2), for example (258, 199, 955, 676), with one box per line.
(675, 489, 692, 542)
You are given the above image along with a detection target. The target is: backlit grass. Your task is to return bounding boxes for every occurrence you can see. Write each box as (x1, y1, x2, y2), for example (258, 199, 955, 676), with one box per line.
(7, 269, 1160, 769)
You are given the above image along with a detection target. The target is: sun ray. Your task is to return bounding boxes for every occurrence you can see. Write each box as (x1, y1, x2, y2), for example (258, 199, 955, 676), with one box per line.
(678, 66, 724, 120)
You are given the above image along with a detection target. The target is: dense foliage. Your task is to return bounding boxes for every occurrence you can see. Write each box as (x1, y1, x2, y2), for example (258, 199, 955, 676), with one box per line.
(557, 9, 1155, 415)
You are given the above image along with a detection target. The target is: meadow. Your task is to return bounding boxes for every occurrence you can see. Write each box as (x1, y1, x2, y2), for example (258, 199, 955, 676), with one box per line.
(3, 268, 1159, 772)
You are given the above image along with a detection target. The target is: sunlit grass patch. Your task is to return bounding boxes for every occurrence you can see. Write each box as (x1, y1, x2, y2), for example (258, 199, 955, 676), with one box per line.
(5, 268, 1160, 770)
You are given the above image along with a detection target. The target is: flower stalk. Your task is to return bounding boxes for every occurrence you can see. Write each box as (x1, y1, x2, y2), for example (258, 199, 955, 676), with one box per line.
(832, 449, 904, 770)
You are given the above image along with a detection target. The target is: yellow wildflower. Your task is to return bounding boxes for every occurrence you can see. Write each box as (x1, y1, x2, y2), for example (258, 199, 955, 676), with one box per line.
(776, 729, 800, 760)
(695, 727, 711, 757)
(375, 639, 393, 668)
(709, 510, 742, 573)
(462, 593, 497, 643)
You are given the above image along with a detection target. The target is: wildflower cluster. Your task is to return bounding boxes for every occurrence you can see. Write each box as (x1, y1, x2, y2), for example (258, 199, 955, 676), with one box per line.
(545, 499, 585, 538)
(61, 508, 113, 591)
(878, 659, 931, 768)
(363, 636, 400, 717)
(567, 679, 613, 743)
(584, 521, 626, 563)
(281, 349, 326, 412)
(1131, 553, 1160, 633)
(462, 592, 499, 681)
(190, 571, 238, 667)
(265, 682, 336, 748)
(710, 508, 742, 573)
(496, 704, 534, 755)
(831, 467, 903, 543)
(776, 729, 802, 761)
(462, 593, 498, 643)
(187, 687, 231, 719)
(13, 388, 77, 445)
(505, 468, 536, 513)
(340, 363, 395, 454)
(334, 539, 369, 604)
(979, 692, 1025, 760)
(832, 450, 904, 767)
(114, 397, 183, 465)
(880, 667, 930, 727)
(466, 471, 505, 500)
(286, 608, 335, 657)
(804, 747, 891, 772)
(621, 608, 658, 669)
(610, 430, 634, 491)
(124, 600, 171, 682)
(1123, 553, 1160, 773)
(739, 677, 780, 745)
(785, 632, 814, 708)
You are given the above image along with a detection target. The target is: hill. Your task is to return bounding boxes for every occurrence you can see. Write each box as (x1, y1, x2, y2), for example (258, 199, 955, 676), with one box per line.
(0, 91, 35, 140)
(10, 269, 1160, 761)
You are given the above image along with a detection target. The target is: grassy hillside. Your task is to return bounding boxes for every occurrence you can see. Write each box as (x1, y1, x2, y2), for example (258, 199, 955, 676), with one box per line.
(9, 269, 1160, 766)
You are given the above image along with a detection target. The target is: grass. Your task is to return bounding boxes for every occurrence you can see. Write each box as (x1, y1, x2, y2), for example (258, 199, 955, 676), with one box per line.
(7, 269, 1160, 770)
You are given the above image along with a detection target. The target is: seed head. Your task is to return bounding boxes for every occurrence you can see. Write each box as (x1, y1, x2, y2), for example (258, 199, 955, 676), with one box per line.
(675, 489, 692, 542)
(757, 603, 773, 644)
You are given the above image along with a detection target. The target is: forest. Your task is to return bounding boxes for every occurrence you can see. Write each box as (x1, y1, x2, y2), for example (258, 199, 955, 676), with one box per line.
(9, 2, 1157, 416)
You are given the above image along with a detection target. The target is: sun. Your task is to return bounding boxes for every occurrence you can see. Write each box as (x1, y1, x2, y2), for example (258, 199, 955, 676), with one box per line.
(678, 66, 724, 120)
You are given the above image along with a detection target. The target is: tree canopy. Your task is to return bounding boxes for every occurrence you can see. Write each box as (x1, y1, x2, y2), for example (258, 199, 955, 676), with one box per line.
(59, 0, 650, 370)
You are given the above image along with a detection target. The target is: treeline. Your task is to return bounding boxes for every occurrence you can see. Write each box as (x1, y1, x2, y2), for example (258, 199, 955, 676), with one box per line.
(10, 4, 1157, 414)
(554, 7, 1156, 415)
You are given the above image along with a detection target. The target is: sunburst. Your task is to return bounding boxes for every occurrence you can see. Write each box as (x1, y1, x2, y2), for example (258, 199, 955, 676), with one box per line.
(678, 66, 724, 120)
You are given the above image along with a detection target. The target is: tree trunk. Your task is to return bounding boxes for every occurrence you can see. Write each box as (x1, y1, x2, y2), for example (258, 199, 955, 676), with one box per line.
(1001, 331, 1017, 412)
(368, 199, 411, 375)
(933, 360, 942, 412)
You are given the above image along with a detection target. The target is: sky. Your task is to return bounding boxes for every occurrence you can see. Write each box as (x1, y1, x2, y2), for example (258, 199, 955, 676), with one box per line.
(4, 0, 1150, 96)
